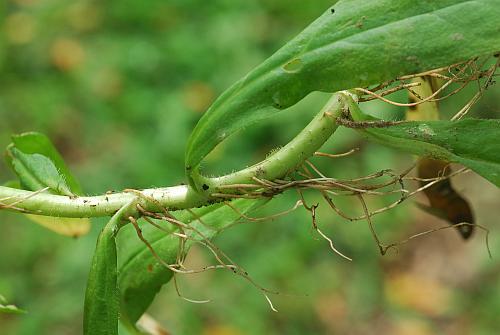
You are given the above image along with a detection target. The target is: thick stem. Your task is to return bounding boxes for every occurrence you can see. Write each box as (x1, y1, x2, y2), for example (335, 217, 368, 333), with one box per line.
(202, 92, 347, 188)
(0, 185, 203, 218)
(0, 92, 350, 218)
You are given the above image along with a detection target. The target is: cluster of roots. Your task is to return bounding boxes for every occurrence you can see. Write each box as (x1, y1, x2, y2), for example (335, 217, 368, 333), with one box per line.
(126, 54, 498, 307)
(2, 54, 497, 310)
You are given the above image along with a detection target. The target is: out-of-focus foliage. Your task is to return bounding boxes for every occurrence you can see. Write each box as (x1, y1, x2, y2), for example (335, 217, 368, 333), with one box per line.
(0, 294, 25, 314)
(0, 1, 499, 335)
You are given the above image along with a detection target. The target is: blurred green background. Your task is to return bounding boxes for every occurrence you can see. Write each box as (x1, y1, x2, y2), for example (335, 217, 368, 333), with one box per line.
(1, 0, 499, 334)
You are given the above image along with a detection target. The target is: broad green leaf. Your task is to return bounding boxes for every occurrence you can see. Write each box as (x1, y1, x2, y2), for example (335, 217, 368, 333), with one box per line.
(0, 294, 26, 314)
(347, 99, 500, 187)
(185, 0, 500, 178)
(83, 204, 133, 335)
(5, 132, 90, 236)
(117, 199, 265, 324)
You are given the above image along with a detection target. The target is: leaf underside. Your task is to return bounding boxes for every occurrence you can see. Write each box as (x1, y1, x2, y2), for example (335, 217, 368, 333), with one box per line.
(186, 0, 500, 175)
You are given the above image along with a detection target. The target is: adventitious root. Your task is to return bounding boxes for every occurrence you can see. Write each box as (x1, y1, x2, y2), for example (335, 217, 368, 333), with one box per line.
(299, 191, 352, 261)
(116, 145, 490, 315)
(209, 152, 488, 257)
(382, 223, 492, 258)
(356, 55, 499, 121)
(118, 57, 497, 309)
(127, 191, 283, 311)
(353, 54, 499, 126)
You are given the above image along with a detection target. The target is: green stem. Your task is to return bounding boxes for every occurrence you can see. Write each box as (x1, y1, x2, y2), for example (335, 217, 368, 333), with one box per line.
(200, 92, 347, 188)
(0, 92, 350, 219)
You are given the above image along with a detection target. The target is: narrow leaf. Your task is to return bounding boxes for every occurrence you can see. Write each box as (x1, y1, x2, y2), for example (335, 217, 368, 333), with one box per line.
(186, 0, 500, 175)
(83, 203, 134, 335)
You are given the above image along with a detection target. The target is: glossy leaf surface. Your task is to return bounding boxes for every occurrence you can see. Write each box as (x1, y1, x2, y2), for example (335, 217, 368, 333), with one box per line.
(186, 0, 500, 175)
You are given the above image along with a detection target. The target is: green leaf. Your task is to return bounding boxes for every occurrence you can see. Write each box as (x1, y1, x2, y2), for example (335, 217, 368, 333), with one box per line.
(6, 132, 82, 195)
(185, 0, 500, 177)
(117, 199, 265, 324)
(5, 132, 91, 237)
(0, 294, 26, 314)
(347, 99, 500, 187)
(9, 150, 74, 196)
(359, 119, 500, 187)
(83, 203, 134, 335)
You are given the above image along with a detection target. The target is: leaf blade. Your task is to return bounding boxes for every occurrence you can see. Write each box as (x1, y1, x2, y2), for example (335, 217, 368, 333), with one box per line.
(9, 132, 82, 194)
(10, 150, 73, 196)
(5, 132, 91, 236)
(357, 119, 500, 186)
(83, 203, 134, 335)
(185, 0, 500, 175)
(347, 98, 500, 186)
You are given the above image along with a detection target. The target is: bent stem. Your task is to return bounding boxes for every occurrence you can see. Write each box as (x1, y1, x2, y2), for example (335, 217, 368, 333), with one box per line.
(0, 92, 352, 219)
